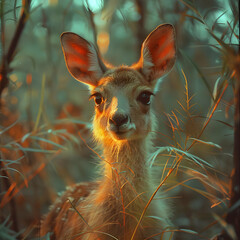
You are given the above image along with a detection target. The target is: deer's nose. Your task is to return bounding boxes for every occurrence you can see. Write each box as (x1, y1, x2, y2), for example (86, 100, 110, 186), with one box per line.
(109, 114, 129, 127)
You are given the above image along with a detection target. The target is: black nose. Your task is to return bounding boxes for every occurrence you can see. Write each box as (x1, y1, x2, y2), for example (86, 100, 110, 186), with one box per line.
(109, 114, 129, 127)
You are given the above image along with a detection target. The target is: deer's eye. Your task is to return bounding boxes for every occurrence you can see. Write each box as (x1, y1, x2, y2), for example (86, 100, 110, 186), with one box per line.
(137, 91, 154, 105)
(90, 93, 104, 106)
(94, 94, 103, 106)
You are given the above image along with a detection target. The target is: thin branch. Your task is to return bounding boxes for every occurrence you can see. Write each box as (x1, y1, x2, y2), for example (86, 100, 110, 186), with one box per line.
(0, 0, 32, 100)
(0, 155, 19, 236)
(135, 0, 146, 53)
(225, 42, 240, 240)
(6, 0, 31, 64)
(85, 0, 98, 50)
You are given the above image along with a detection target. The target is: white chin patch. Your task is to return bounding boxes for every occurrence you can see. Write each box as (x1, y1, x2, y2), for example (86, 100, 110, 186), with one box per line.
(107, 123, 136, 141)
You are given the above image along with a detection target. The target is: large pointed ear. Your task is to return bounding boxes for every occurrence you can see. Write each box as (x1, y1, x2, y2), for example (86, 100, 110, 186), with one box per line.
(60, 32, 107, 86)
(140, 24, 176, 84)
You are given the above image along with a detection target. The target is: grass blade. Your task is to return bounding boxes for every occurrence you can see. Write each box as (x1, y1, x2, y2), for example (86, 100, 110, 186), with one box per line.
(34, 74, 46, 132)
(179, 50, 214, 100)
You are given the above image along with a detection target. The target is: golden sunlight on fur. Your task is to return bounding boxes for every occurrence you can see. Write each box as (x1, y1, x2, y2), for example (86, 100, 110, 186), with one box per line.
(41, 24, 176, 240)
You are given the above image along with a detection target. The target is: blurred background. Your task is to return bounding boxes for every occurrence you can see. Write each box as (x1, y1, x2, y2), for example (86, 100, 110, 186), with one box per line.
(0, 0, 239, 239)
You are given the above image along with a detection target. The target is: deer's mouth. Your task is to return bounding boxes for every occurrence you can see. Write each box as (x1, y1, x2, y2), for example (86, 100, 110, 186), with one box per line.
(108, 124, 136, 140)
(110, 130, 132, 140)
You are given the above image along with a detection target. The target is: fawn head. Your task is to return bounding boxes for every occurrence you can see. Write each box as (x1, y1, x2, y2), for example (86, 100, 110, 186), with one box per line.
(61, 24, 176, 143)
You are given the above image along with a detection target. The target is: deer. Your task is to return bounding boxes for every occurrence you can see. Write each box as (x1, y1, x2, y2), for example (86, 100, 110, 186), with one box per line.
(41, 24, 176, 240)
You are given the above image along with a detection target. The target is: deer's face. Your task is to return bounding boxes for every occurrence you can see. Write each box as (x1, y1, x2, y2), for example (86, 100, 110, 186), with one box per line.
(60, 24, 176, 143)
(90, 68, 155, 141)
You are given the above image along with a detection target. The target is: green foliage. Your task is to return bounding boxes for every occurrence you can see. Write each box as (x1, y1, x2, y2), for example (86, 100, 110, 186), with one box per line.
(0, 0, 239, 239)
(0, 217, 19, 240)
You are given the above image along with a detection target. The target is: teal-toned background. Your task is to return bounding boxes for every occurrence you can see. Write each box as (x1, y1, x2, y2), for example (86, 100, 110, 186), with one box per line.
(0, 0, 238, 239)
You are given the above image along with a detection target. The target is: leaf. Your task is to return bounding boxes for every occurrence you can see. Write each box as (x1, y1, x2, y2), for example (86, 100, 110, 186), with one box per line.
(0, 120, 19, 135)
(30, 136, 68, 150)
(185, 169, 228, 196)
(59, 132, 80, 145)
(220, 26, 230, 42)
(150, 146, 213, 170)
(181, 69, 190, 111)
(148, 147, 170, 167)
(178, 0, 202, 18)
(3, 144, 58, 154)
(228, 199, 240, 213)
(146, 215, 166, 222)
(170, 147, 213, 168)
(196, 115, 233, 128)
(189, 138, 222, 149)
(1, 215, 11, 227)
(54, 118, 91, 128)
(19, 147, 58, 153)
(184, 14, 204, 24)
(212, 77, 221, 101)
(181, 183, 218, 201)
(21, 132, 32, 143)
(0, 156, 24, 165)
(34, 74, 46, 132)
(227, 21, 239, 40)
(2, 167, 25, 181)
(36, 129, 67, 136)
(212, 213, 237, 240)
(179, 229, 198, 235)
(207, 29, 230, 51)
(212, 10, 228, 32)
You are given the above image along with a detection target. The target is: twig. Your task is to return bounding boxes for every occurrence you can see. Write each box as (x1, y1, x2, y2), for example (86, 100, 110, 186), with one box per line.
(6, 0, 31, 64)
(0, 0, 32, 100)
(225, 46, 240, 240)
(85, 0, 98, 49)
(216, 9, 240, 239)
(0, 155, 19, 236)
(135, 0, 146, 52)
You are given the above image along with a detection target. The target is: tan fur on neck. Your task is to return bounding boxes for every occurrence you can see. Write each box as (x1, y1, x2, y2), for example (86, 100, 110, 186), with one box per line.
(41, 24, 176, 240)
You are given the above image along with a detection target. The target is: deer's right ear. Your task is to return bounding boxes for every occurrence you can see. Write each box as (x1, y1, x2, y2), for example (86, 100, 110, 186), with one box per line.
(61, 32, 107, 86)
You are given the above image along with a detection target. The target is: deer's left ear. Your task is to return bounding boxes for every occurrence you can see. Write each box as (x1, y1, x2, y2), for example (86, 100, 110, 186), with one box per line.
(139, 24, 176, 83)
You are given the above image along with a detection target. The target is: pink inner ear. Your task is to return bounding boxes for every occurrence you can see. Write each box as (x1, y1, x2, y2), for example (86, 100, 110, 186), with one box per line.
(140, 25, 176, 81)
(63, 39, 91, 74)
(154, 41, 175, 64)
(61, 32, 106, 86)
(148, 30, 175, 64)
(67, 54, 88, 68)
(68, 41, 89, 55)
(155, 33, 169, 46)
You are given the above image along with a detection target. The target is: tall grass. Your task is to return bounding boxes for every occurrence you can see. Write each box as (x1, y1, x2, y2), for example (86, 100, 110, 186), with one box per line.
(0, 0, 238, 239)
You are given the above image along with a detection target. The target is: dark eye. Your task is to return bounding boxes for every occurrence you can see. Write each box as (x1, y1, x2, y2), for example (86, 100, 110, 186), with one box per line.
(137, 91, 154, 105)
(94, 94, 103, 106)
(90, 93, 103, 106)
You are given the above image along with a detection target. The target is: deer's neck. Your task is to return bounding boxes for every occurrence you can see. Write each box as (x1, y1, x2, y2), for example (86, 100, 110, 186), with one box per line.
(95, 136, 154, 205)
(105, 139, 150, 180)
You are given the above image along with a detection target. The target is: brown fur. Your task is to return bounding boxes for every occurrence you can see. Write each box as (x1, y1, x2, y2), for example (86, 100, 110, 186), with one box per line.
(41, 69, 171, 240)
(41, 24, 176, 240)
